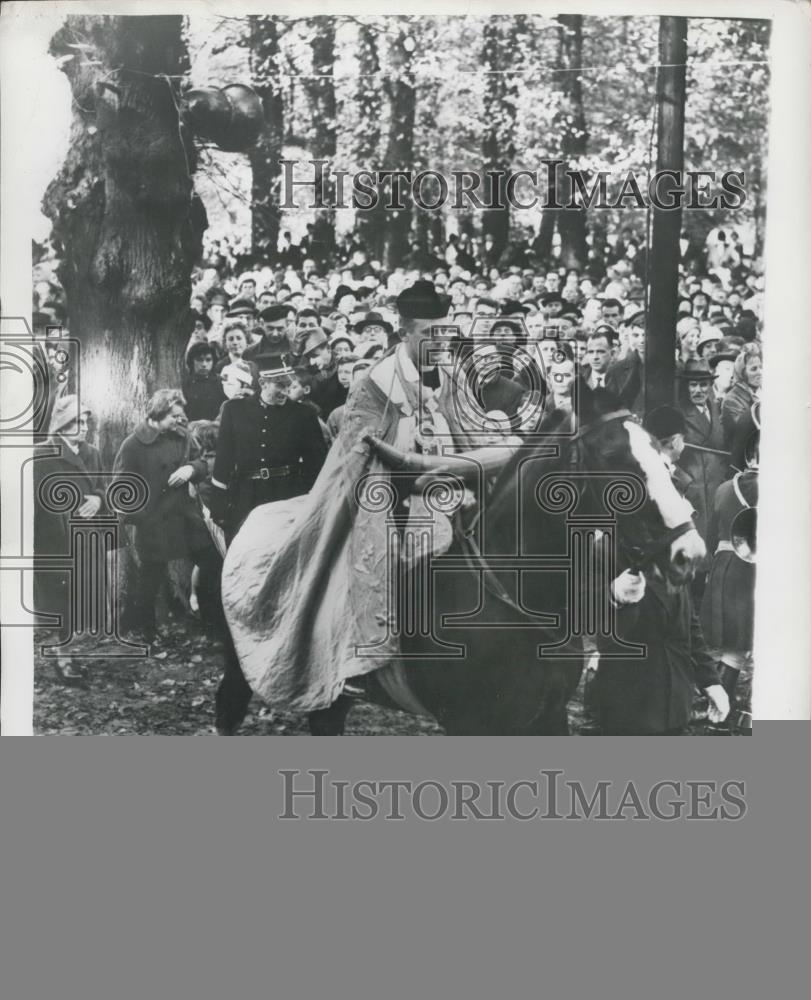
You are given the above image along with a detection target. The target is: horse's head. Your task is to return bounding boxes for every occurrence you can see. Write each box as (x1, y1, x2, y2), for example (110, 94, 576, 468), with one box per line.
(572, 389, 706, 588)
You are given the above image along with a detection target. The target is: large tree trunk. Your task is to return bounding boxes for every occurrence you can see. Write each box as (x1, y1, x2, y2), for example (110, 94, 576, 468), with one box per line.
(382, 25, 417, 270)
(306, 16, 337, 264)
(353, 21, 385, 261)
(42, 15, 205, 467)
(249, 16, 284, 263)
(42, 15, 206, 621)
(480, 17, 519, 264)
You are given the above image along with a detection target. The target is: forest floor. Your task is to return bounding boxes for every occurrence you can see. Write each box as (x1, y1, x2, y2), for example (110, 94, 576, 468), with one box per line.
(33, 617, 751, 736)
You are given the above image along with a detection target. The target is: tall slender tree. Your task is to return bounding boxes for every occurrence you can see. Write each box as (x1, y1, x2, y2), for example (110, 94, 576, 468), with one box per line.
(481, 16, 520, 263)
(248, 15, 285, 262)
(535, 14, 589, 269)
(353, 20, 385, 260)
(381, 22, 417, 269)
(305, 15, 337, 263)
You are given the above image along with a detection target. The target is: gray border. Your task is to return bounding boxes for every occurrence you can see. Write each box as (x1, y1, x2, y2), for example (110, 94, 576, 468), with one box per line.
(0, 723, 808, 1000)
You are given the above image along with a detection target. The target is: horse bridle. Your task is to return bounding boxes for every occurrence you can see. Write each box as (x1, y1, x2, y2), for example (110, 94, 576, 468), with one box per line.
(569, 409, 697, 573)
(458, 409, 697, 613)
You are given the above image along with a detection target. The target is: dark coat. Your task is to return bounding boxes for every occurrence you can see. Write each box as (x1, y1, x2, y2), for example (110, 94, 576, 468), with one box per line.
(182, 373, 226, 422)
(700, 471, 758, 651)
(477, 374, 527, 424)
(593, 578, 721, 734)
(605, 350, 644, 415)
(212, 396, 328, 537)
(113, 423, 210, 563)
(721, 380, 757, 448)
(310, 369, 347, 418)
(33, 436, 104, 625)
(676, 397, 729, 547)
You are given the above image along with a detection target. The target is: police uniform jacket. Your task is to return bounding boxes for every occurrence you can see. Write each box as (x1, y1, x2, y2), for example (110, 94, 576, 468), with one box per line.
(212, 396, 327, 534)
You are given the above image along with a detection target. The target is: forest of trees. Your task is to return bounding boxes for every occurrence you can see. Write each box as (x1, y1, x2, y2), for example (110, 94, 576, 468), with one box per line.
(182, 12, 771, 264)
(39, 12, 770, 462)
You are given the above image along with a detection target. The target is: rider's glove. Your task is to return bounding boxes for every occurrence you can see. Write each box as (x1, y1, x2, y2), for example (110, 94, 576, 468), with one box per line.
(611, 569, 646, 606)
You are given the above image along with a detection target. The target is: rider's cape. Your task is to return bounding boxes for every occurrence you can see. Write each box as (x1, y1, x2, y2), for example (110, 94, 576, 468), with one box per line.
(220, 359, 468, 712)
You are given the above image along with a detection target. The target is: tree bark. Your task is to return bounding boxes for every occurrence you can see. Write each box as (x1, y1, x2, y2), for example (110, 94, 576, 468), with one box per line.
(248, 16, 284, 263)
(42, 14, 205, 467)
(41, 15, 206, 619)
(480, 17, 518, 263)
(646, 16, 688, 414)
(382, 25, 417, 270)
(536, 16, 588, 270)
(353, 21, 385, 261)
(305, 16, 337, 264)
(557, 15, 588, 270)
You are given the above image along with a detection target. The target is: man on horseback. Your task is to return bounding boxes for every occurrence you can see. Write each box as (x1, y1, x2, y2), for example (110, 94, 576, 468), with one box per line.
(218, 280, 523, 731)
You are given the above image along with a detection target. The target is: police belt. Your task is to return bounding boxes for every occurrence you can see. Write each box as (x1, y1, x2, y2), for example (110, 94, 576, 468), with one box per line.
(245, 465, 293, 481)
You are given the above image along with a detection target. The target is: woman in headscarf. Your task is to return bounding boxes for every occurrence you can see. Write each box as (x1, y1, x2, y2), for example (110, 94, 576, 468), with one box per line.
(721, 342, 762, 447)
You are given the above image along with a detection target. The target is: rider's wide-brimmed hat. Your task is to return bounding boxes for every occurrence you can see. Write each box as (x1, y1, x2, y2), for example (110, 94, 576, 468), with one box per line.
(395, 280, 450, 320)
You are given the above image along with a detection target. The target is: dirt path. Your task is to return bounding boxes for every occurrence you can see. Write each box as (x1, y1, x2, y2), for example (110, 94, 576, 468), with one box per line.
(34, 621, 750, 735)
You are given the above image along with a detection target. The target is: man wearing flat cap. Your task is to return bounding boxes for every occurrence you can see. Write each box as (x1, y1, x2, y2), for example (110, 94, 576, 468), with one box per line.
(301, 328, 346, 418)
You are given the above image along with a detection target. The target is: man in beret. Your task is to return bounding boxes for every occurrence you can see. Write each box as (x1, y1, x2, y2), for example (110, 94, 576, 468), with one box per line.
(243, 304, 293, 369)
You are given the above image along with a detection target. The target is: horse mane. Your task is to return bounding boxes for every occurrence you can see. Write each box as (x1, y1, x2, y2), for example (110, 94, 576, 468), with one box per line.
(482, 383, 626, 555)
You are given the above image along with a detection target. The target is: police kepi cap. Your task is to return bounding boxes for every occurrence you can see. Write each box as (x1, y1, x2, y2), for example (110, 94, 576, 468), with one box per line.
(258, 362, 296, 381)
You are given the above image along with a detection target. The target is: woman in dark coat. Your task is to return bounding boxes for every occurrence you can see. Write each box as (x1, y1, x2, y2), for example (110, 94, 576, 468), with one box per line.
(701, 405, 759, 724)
(112, 389, 213, 641)
(34, 396, 105, 681)
(721, 343, 761, 448)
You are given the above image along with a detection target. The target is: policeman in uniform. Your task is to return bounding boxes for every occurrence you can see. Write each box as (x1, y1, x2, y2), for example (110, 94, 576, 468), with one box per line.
(209, 363, 328, 544)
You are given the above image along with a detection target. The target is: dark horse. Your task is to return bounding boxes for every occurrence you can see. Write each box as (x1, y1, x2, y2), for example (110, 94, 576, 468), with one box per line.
(218, 388, 706, 735)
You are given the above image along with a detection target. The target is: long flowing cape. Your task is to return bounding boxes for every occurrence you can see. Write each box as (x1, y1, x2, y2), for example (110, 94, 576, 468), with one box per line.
(220, 371, 459, 711)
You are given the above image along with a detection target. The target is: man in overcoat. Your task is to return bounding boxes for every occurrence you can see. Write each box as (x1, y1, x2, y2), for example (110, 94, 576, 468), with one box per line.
(676, 360, 730, 548)
(34, 396, 105, 675)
